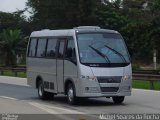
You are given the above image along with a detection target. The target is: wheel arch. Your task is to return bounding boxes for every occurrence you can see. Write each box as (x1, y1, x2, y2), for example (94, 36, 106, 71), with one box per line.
(64, 78, 76, 95)
(36, 75, 43, 88)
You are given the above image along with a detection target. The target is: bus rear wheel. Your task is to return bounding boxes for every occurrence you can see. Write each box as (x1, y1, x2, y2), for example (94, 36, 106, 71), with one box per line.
(67, 84, 77, 105)
(38, 80, 54, 100)
(112, 96, 125, 104)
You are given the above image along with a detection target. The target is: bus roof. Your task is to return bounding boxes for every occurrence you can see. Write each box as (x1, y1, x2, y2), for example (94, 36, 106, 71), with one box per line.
(30, 26, 118, 37)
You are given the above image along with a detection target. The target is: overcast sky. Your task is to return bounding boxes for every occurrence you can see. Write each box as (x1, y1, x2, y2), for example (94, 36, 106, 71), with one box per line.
(0, 0, 27, 13)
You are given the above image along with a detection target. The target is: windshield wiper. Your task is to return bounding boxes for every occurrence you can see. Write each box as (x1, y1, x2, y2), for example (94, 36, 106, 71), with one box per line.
(89, 45, 110, 63)
(104, 45, 127, 63)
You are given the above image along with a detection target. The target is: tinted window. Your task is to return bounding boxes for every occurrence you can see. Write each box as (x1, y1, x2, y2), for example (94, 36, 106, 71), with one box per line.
(36, 38, 47, 57)
(46, 39, 57, 58)
(58, 41, 65, 58)
(28, 38, 37, 57)
(65, 40, 76, 62)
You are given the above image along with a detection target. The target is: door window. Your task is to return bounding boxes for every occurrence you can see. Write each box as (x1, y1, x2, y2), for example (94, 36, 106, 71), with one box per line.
(65, 40, 76, 63)
(58, 40, 65, 58)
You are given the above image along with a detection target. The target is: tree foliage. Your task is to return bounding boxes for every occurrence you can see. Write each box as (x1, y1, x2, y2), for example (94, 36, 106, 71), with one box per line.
(0, 29, 27, 66)
(27, 0, 101, 30)
(0, 11, 30, 35)
(122, 0, 160, 62)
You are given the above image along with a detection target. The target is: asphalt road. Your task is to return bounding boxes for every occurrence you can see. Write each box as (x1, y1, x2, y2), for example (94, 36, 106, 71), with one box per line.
(0, 76, 160, 120)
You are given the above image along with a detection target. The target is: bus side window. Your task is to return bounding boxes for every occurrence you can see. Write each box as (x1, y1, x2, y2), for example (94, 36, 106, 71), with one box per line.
(36, 38, 47, 57)
(28, 38, 37, 57)
(46, 39, 57, 58)
(65, 40, 76, 63)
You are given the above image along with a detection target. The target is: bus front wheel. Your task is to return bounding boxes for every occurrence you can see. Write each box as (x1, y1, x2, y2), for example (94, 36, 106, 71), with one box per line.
(67, 84, 77, 105)
(112, 96, 125, 104)
(38, 80, 54, 100)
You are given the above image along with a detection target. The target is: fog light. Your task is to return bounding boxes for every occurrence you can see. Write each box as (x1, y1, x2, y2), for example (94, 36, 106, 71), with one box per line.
(85, 87, 99, 93)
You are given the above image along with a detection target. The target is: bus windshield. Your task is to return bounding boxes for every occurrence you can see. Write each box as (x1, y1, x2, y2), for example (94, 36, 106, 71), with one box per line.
(77, 33, 130, 64)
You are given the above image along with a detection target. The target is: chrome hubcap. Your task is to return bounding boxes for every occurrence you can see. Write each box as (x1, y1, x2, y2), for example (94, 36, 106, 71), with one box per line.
(38, 84, 43, 96)
(68, 88, 73, 102)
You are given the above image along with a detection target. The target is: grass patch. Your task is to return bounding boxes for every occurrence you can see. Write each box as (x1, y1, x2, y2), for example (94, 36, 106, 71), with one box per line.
(0, 71, 26, 78)
(133, 80, 160, 90)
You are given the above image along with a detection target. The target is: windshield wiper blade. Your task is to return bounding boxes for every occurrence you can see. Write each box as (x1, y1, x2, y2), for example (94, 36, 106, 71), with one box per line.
(89, 45, 110, 63)
(104, 45, 127, 63)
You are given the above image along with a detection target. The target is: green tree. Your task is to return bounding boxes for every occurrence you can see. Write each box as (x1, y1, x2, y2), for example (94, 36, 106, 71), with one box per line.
(96, 0, 128, 31)
(27, 0, 101, 30)
(0, 29, 27, 67)
(0, 11, 31, 35)
(120, 0, 160, 63)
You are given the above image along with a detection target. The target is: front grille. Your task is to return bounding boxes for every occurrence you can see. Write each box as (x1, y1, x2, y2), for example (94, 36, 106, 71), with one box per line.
(100, 87, 119, 92)
(97, 76, 122, 83)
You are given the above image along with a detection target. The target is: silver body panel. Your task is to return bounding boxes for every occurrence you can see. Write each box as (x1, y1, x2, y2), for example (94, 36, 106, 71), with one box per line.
(27, 58, 57, 93)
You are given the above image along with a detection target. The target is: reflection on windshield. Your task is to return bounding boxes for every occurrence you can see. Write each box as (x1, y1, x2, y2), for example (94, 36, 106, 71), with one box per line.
(77, 33, 130, 64)
(104, 45, 127, 63)
(89, 45, 110, 63)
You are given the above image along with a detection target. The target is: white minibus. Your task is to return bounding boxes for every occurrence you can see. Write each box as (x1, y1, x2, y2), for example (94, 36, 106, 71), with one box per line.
(27, 26, 132, 105)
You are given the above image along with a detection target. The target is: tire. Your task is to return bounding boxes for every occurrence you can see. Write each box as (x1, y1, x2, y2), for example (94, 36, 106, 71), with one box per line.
(112, 96, 125, 104)
(38, 80, 54, 100)
(67, 83, 77, 105)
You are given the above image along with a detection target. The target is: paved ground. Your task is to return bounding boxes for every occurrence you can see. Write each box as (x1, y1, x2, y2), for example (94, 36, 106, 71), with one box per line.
(0, 76, 160, 120)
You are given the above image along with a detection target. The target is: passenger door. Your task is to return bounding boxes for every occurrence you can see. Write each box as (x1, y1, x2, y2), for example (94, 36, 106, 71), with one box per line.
(57, 39, 66, 93)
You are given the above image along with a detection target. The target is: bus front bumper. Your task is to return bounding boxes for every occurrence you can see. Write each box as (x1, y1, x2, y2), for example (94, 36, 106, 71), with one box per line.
(76, 83, 132, 97)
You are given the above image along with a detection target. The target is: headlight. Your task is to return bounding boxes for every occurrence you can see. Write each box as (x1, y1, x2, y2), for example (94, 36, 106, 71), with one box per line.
(122, 75, 131, 81)
(80, 75, 97, 81)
